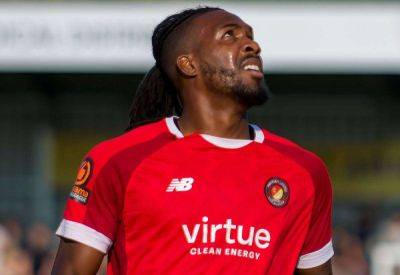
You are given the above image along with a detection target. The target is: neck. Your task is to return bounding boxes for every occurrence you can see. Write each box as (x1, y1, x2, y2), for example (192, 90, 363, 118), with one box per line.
(177, 94, 251, 140)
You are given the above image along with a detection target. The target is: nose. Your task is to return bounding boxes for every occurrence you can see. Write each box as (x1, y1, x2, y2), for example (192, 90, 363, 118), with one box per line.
(242, 38, 261, 56)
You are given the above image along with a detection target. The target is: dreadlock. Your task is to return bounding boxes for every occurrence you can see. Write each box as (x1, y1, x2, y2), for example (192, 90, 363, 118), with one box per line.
(126, 6, 221, 131)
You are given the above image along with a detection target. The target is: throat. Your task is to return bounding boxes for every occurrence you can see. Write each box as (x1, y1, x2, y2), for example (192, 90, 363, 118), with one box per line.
(173, 117, 254, 141)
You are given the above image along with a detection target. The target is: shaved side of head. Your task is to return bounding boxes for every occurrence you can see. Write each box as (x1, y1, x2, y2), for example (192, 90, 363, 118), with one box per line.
(155, 7, 222, 85)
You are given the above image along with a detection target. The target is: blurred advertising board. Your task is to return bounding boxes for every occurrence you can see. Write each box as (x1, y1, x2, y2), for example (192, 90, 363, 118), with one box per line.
(0, 2, 400, 73)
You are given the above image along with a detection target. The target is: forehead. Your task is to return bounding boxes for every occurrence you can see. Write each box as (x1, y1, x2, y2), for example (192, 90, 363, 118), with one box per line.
(191, 10, 251, 36)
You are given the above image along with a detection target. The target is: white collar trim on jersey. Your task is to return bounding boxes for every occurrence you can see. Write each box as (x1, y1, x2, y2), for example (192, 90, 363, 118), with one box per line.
(165, 116, 264, 149)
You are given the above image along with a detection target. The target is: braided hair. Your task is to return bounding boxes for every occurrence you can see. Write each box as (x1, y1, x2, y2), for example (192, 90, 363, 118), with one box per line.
(126, 6, 221, 131)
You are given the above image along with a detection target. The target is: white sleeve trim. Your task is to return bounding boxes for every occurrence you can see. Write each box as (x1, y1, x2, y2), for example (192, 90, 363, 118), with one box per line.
(297, 239, 334, 269)
(55, 219, 112, 254)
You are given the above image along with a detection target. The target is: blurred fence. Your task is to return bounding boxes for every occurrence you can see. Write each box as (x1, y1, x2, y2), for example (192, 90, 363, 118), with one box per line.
(1, 73, 399, 225)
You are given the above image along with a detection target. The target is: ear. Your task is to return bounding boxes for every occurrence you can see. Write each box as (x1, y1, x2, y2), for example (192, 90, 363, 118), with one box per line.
(176, 55, 197, 77)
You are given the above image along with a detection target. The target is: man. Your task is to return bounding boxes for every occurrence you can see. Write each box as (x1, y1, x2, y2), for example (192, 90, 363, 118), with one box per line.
(52, 6, 333, 275)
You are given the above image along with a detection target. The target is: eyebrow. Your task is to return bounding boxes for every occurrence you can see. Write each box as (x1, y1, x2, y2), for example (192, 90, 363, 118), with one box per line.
(220, 23, 253, 34)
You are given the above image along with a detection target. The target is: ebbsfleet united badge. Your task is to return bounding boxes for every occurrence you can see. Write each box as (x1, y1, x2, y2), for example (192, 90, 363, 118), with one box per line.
(265, 177, 289, 207)
(70, 157, 93, 204)
(75, 158, 93, 186)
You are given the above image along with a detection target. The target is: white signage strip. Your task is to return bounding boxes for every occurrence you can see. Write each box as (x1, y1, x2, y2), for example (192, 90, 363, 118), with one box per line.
(0, 2, 400, 73)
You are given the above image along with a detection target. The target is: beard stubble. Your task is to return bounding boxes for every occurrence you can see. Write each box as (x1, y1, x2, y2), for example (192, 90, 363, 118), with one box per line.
(200, 62, 269, 108)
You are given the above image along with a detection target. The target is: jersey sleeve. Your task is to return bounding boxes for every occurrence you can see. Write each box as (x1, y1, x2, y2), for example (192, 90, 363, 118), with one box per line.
(56, 144, 123, 253)
(297, 158, 334, 269)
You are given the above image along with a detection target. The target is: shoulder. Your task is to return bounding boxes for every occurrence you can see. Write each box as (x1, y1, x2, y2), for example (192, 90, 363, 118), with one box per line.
(260, 129, 330, 184)
(85, 119, 173, 169)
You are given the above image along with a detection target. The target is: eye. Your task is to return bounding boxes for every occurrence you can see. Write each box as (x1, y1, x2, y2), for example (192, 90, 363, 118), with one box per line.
(223, 30, 234, 39)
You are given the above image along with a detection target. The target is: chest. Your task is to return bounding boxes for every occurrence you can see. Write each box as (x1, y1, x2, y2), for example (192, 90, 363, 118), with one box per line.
(122, 148, 312, 229)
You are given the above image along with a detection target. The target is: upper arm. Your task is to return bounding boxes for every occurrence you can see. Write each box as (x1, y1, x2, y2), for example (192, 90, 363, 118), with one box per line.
(53, 145, 124, 270)
(295, 260, 333, 275)
(297, 157, 334, 269)
(52, 238, 104, 275)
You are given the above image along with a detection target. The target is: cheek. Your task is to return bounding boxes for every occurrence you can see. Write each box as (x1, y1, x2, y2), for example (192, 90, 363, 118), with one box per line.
(203, 46, 237, 70)
(227, 52, 235, 68)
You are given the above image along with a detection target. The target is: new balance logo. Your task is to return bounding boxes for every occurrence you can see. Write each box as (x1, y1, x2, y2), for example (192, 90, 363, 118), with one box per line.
(166, 178, 194, 192)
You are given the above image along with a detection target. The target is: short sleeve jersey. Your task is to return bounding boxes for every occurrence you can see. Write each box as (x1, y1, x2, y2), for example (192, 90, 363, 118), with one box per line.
(56, 116, 334, 274)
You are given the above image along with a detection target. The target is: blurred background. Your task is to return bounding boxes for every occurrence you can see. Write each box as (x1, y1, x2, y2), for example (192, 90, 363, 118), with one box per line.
(0, 0, 399, 274)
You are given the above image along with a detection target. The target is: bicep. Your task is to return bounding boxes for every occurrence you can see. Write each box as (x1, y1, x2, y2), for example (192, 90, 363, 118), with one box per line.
(52, 237, 105, 275)
(295, 260, 333, 275)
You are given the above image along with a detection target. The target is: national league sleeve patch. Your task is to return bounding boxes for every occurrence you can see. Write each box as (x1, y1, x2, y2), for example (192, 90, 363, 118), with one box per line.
(69, 158, 93, 204)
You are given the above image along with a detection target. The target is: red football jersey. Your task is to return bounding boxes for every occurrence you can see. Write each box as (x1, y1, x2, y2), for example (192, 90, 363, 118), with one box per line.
(56, 116, 333, 274)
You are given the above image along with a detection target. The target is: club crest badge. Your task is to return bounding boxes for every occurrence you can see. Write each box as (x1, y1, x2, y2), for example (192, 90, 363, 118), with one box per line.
(265, 177, 289, 207)
(70, 158, 93, 205)
(75, 158, 93, 186)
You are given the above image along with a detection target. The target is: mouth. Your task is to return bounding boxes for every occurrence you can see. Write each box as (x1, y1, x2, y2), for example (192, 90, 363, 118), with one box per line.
(241, 57, 264, 78)
(243, 64, 261, 72)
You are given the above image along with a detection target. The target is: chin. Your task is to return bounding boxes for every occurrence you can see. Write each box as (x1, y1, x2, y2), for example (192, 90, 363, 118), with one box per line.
(232, 80, 269, 107)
